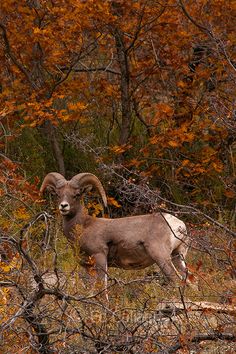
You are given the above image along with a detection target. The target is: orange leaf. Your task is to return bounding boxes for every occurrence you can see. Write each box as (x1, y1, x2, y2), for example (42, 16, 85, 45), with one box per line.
(182, 159, 190, 166)
(168, 140, 179, 147)
(107, 197, 121, 208)
(224, 189, 235, 198)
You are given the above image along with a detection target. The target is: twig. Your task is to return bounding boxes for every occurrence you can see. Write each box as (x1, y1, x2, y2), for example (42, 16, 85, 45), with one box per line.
(165, 332, 236, 353)
(0, 23, 38, 89)
(178, 0, 236, 73)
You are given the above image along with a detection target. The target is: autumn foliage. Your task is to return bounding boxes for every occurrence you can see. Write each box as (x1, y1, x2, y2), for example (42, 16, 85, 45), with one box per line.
(0, 0, 235, 352)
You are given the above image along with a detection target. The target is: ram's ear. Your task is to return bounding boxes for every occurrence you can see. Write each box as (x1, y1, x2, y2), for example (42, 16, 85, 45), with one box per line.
(40, 172, 66, 194)
(76, 185, 93, 198)
(42, 184, 57, 195)
(69, 173, 107, 208)
(82, 185, 93, 193)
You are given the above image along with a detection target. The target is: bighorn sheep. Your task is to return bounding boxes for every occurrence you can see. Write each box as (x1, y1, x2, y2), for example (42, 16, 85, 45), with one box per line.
(40, 172, 189, 287)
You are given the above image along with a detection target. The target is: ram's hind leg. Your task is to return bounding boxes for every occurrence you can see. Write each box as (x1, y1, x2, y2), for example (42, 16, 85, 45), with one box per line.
(146, 244, 181, 284)
(157, 258, 181, 284)
(171, 243, 189, 280)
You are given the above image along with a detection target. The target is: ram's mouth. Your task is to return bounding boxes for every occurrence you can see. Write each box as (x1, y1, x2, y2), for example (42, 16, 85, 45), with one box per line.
(59, 209, 70, 215)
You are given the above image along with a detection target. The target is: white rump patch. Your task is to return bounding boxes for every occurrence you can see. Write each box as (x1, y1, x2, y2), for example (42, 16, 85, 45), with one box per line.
(163, 213, 187, 248)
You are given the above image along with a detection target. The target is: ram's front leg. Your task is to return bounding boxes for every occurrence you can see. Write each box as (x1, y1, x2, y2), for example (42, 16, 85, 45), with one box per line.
(86, 253, 109, 301)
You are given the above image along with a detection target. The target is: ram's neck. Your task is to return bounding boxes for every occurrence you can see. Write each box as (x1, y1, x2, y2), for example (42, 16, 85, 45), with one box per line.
(62, 205, 90, 242)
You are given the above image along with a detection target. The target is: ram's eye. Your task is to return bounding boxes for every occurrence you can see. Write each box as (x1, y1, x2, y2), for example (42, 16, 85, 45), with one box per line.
(50, 190, 59, 197)
(73, 193, 80, 199)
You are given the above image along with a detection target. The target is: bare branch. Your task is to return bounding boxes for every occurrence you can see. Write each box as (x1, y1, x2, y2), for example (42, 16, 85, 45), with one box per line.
(167, 332, 236, 353)
(0, 23, 38, 89)
(178, 0, 236, 73)
(59, 64, 121, 76)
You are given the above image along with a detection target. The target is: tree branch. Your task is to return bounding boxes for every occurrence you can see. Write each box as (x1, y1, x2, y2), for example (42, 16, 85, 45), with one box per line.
(178, 0, 213, 37)
(178, 0, 236, 73)
(59, 65, 121, 76)
(166, 332, 236, 353)
(0, 23, 38, 89)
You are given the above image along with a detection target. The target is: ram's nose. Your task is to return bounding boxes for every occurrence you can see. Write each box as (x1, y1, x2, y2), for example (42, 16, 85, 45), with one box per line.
(59, 202, 70, 214)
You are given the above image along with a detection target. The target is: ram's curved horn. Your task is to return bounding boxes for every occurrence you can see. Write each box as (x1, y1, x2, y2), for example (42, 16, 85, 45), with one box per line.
(40, 172, 67, 193)
(69, 173, 107, 207)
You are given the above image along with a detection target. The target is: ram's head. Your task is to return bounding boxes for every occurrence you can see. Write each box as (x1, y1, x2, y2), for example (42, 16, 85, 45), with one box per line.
(40, 172, 107, 217)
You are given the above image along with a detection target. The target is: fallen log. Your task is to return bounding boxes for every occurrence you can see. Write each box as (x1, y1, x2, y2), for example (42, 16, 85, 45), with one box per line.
(157, 300, 236, 317)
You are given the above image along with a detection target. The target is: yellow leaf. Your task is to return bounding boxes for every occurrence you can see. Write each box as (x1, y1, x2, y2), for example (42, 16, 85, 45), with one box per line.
(182, 159, 190, 166)
(33, 27, 41, 34)
(224, 190, 235, 198)
(68, 102, 87, 111)
(107, 197, 121, 208)
(184, 133, 195, 142)
(61, 114, 72, 122)
(111, 144, 132, 154)
(149, 136, 159, 145)
(29, 121, 37, 128)
(13, 207, 30, 221)
(157, 103, 174, 116)
(44, 99, 53, 107)
(177, 80, 187, 88)
(195, 166, 206, 174)
(0, 262, 11, 273)
(168, 140, 179, 147)
(92, 203, 103, 216)
(212, 162, 223, 173)
(129, 159, 143, 168)
(0, 288, 10, 304)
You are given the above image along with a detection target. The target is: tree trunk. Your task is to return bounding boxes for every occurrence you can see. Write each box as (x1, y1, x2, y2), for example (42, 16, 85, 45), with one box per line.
(113, 28, 132, 146)
(42, 121, 65, 176)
